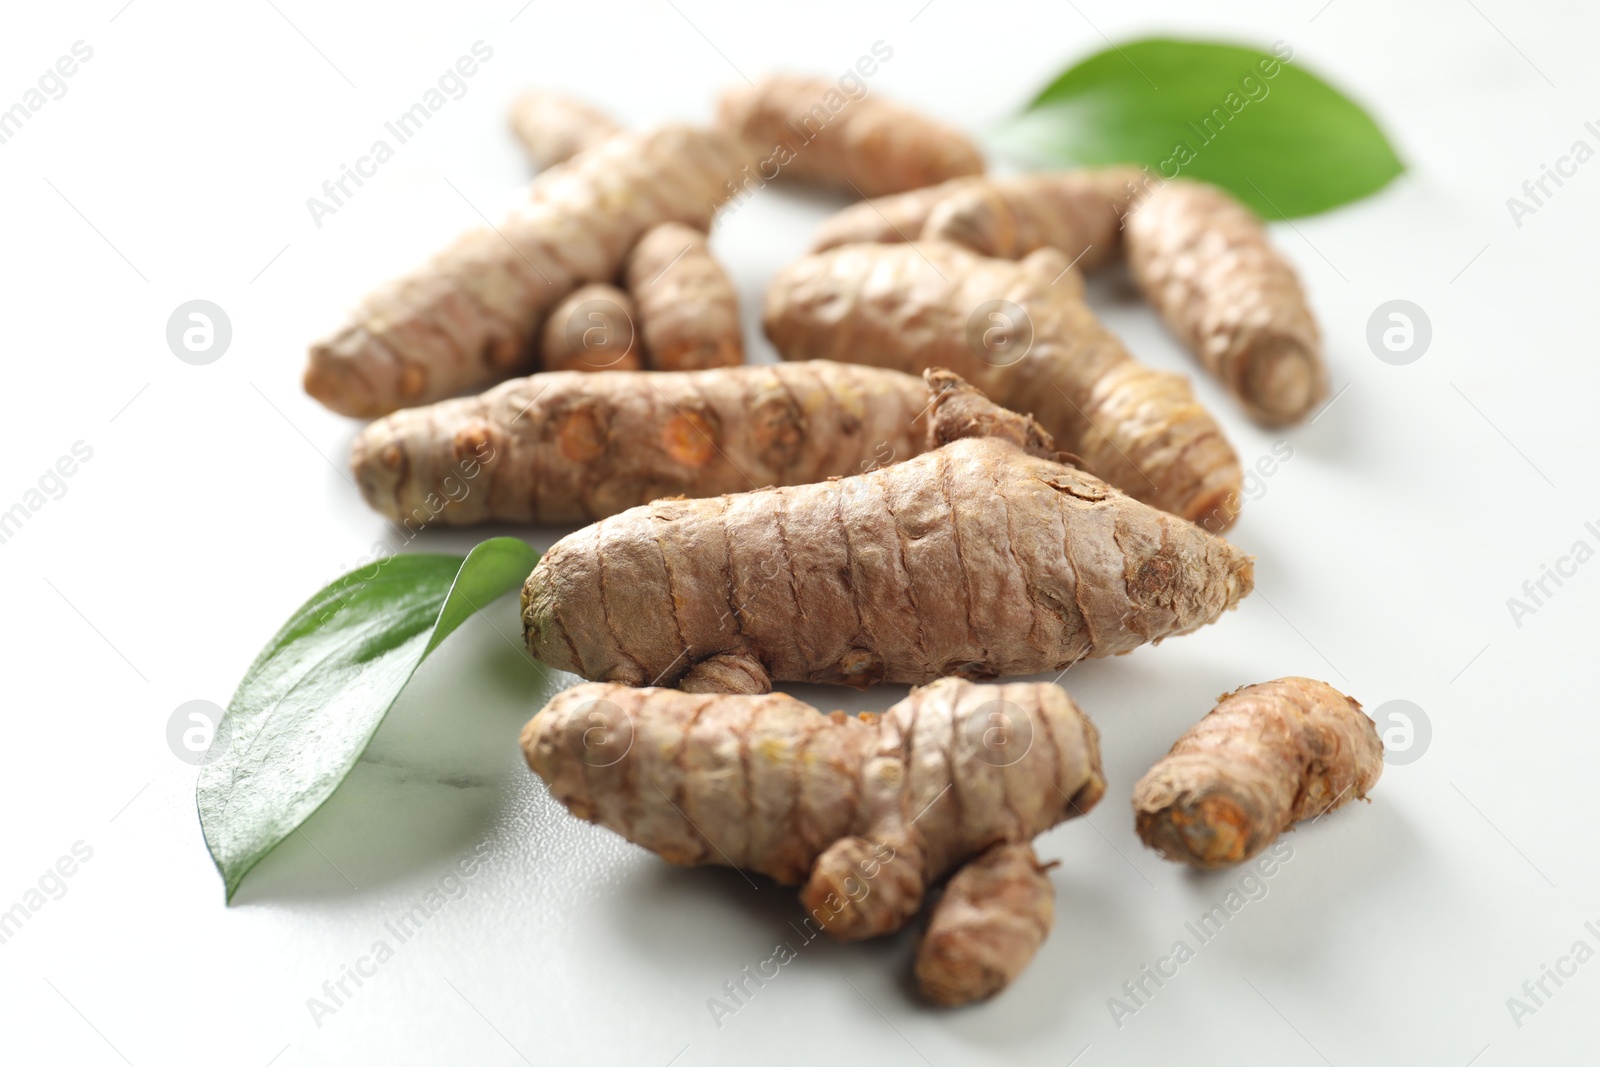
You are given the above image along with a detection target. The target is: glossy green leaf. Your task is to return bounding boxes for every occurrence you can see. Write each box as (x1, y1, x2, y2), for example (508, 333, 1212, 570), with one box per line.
(1003, 37, 1403, 218)
(198, 537, 540, 901)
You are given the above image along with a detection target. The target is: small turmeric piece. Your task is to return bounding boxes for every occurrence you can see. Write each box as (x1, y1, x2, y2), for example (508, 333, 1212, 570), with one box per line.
(1124, 180, 1327, 425)
(1133, 677, 1383, 869)
(521, 371, 1253, 692)
(521, 676, 1103, 1002)
(915, 842, 1055, 1007)
(507, 90, 622, 170)
(350, 361, 929, 526)
(623, 222, 744, 370)
(812, 170, 1328, 425)
(538, 284, 642, 373)
(303, 125, 757, 418)
(716, 74, 983, 197)
(764, 241, 1244, 529)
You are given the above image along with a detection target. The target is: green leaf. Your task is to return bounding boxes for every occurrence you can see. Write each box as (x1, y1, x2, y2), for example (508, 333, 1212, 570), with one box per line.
(198, 537, 540, 902)
(1004, 37, 1403, 218)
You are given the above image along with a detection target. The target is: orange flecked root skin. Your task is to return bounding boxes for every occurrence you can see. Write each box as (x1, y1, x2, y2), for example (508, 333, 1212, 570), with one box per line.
(506, 90, 622, 170)
(1124, 180, 1327, 426)
(624, 222, 744, 370)
(1132, 677, 1384, 869)
(716, 74, 983, 198)
(763, 241, 1245, 530)
(520, 371, 1253, 691)
(539, 284, 643, 373)
(350, 361, 930, 527)
(522, 677, 1102, 964)
(303, 125, 758, 419)
(810, 169, 1326, 425)
(915, 842, 1055, 1006)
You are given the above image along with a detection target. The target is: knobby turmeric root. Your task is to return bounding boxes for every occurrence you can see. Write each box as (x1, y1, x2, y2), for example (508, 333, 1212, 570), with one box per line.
(538, 284, 642, 372)
(507, 90, 621, 170)
(303, 125, 757, 418)
(623, 222, 744, 370)
(350, 361, 929, 526)
(716, 74, 983, 197)
(521, 370, 1253, 691)
(810, 170, 1327, 425)
(764, 241, 1244, 530)
(521, 676, 1104, 1003)
(1124, 181, 1326, 425)
(1133, 677, 1383, 869)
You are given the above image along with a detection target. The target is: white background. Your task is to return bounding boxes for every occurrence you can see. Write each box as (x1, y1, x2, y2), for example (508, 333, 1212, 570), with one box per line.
(1, 1, 1595, 1064)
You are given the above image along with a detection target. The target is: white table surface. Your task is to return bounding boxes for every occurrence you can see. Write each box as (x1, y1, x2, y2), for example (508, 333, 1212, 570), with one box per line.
(3, 1, 1595, 1063)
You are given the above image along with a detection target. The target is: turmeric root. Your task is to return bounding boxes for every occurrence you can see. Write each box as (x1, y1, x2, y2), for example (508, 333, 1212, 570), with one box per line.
(623, 223, 744, 370)
(1133, 678, 1383, 869)
(507, 90, 622, 170)
(920, 168, 1147, 269)
(812, 170, 1327, 425)
(716, 74, 983, 197)
(763, 242, 1244, 530)
(303, 125, 757, 418)
(538, 284, 642, 372)
(810, 177, 984, 251)
(915, 842, 1054, 1006)
(1124, 181, 1327, 425)
(521, 371, 1253, 691)
(350, 361, 929, 526)
(521, 677, 1103, 1001)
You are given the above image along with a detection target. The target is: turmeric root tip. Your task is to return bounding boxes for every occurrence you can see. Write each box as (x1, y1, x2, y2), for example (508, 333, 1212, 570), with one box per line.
(1125, 180, 1327, 426)
(507, 89, 622, 170)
